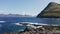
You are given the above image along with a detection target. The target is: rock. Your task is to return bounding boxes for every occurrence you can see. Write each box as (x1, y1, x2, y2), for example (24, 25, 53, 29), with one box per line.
(19, 27, 53, 34)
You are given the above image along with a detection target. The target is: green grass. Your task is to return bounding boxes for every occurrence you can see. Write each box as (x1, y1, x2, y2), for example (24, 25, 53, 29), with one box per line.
(44, 26, 60, 32)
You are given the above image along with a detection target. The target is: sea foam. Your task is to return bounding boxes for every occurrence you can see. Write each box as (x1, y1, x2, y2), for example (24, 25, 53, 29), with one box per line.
(0, 21, 6, 23)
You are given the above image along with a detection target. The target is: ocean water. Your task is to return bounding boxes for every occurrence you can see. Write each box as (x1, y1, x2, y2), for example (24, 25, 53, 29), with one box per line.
(0, 17, 60, 32)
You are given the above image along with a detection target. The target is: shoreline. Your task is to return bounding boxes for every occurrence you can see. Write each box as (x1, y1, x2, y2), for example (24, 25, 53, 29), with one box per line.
(1, 26, 60, 34)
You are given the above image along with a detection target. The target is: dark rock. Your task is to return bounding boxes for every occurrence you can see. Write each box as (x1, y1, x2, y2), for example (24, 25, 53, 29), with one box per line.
(19, 27, 53, 34)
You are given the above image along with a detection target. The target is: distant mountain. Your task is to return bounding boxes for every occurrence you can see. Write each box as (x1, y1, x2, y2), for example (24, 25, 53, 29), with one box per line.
(37, 2, 60, 18)
(0, 14, 31, 17)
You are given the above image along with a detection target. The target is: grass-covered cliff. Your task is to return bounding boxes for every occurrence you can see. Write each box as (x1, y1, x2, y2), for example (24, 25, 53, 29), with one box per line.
(37, 2, 60, 18)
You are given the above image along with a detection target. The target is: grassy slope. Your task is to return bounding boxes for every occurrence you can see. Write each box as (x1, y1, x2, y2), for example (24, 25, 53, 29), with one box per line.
(37, 2, 60, 18)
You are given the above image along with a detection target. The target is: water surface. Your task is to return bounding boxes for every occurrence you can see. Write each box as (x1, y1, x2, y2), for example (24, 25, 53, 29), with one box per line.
(0, 17, 60, 32)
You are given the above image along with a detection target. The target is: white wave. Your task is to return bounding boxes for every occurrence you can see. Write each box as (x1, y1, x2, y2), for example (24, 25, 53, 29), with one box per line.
(26, 24, 42, 29)
(20, 22, 48, 26)
(13, 23, 22, 26)
(0, 21, 6, 23)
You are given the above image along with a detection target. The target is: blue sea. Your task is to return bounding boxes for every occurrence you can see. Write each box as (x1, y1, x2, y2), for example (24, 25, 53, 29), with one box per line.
(0, 17, 60, 32)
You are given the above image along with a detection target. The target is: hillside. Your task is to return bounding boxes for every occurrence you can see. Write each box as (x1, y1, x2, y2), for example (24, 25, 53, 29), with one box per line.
(37, 2, 60, 18)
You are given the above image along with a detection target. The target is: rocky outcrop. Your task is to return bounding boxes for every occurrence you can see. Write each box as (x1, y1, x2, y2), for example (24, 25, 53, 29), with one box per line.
(19, 27, 53, 34)
(37, 2, 60, 18)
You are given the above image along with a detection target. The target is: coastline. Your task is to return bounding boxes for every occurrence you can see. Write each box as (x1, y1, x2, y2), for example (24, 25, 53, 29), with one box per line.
(1, 26, 60, 34)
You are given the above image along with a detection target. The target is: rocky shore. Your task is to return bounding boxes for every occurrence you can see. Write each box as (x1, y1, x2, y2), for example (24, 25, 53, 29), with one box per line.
(2, 27, 60, 34)
(19, 27, 53, 34)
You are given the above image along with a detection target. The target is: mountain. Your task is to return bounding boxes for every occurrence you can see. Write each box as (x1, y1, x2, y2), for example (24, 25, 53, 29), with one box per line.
(0, 14, 31, 17)
(37, 2, 60, 18)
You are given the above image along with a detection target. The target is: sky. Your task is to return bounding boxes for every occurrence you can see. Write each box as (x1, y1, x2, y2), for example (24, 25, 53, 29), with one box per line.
(0, 0, 60, 16)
